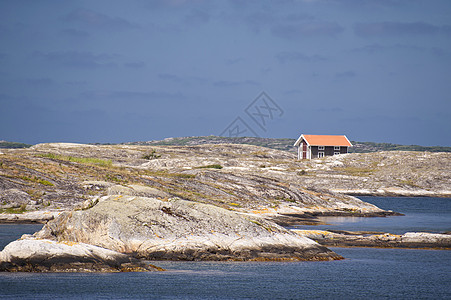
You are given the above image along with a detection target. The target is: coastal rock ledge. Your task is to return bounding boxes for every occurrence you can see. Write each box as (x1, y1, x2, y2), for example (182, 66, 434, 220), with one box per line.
(33, 195, 342, 262)
(0, 238, 162, 272)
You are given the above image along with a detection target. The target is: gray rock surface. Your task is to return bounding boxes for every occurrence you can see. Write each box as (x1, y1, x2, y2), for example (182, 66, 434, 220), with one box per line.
(293, 230, 451, 249)
(36, 195, 342, 261)
(107, 184, 170, 198)
(0, 189, 31, 208)
(0, 211, 60, 223)
(0, 238, 162, 272)
(2, 142, 448, 223)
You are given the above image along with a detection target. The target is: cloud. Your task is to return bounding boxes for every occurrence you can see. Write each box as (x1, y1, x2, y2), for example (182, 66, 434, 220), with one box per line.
(354, 22, 449, 37)
(158, 73, 183, 82)
(124, 61, 146, 68)
(81, 90, 183, 100)
(65, 8, 138, 31)
(349, 43, 387, 54)
(20, 78, 54, 86)
(316, 107, 343, 112)
(245, 12, 277, 33)
(184, 9, 210, 25)
(284, 89, 303, 95)
(60, 28, 89, 38)
(213, 80, 259, 87)
(271, 21, 344, 38)
(335, 71, 356, 78)
(276, 52, 327, 63)
(226, 58, 244, 65)
(350, 43, 450, 57)
(33, 51, 118, 68)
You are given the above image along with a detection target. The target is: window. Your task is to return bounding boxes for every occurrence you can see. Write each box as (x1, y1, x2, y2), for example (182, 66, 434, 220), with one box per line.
(334, 146, 340, 151)
(318, 152, 324, 158)
(318, 146, 325, 150)
(334, 152, 340, 156)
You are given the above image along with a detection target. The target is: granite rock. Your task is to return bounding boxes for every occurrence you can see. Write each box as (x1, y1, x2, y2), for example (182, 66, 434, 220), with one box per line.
(36, 195, 342, 261)
(0, 238, 162, 272)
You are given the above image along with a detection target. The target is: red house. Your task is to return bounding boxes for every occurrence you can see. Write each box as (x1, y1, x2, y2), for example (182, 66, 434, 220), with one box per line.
(294, 134, 352, 159)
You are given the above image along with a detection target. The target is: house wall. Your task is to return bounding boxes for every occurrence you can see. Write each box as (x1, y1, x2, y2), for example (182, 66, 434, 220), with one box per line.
(311, 146, 348, 158)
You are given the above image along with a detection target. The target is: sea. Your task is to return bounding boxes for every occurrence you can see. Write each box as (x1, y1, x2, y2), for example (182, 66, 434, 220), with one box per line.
(0, 197, 450, 299)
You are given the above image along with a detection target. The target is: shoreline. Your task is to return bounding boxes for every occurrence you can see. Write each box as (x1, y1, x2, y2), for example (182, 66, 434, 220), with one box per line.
(2, 192, 448, 225)
(332, 189, 451, 198)
(292, 230, 451, 250)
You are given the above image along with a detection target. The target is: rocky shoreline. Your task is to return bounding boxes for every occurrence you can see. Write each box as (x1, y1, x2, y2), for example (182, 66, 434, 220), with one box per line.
(0, 195, 344, 272)
(0, 211, 61, 224)
(1, 143, 450, 272)
(0, 238, 163, 272)
(332, 188, 451, 198)
(292, 230, 451, 250)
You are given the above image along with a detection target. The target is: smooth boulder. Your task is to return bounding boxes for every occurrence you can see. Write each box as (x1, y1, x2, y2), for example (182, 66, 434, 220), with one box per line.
(36, 195, 342, 261)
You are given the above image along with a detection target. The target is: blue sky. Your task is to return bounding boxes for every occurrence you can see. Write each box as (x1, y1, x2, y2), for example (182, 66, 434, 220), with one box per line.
(1, 0, 450, 146)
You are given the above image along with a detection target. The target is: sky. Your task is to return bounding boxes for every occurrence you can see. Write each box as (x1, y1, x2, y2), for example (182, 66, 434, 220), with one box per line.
(1, 0, 450, 146)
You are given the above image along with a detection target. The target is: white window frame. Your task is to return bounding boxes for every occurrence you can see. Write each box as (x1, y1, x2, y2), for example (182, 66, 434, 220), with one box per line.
(318, 152, 325, 158)
(318, 146, 325, 151)
(334, 152, 340, 156)
(334, 146, 340, 151)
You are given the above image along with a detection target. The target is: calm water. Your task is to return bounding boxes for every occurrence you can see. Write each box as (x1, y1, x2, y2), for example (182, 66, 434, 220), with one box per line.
(293, 196, 451, 234)
(0, 197, 450, 299)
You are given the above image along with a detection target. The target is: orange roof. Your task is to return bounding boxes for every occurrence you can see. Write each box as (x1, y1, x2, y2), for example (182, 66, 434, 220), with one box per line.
(295, 134, 352, 147)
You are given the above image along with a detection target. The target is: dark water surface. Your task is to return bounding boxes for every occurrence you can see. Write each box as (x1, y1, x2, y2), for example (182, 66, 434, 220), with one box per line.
(293, 196, 451, 234)
(0, 197, 450, 299)
(0, 224, 43, 250)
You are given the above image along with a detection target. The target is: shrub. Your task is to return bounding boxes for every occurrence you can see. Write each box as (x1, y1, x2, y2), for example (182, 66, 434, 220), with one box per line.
(297, 170, 307, 176)
(142, 149, 161, 160)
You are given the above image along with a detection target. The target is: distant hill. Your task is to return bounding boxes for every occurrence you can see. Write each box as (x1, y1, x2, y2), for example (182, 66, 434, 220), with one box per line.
(0, 141, 32, 149)
(124, 136, 451, 153)
(125, 136, 296, 152)
(350, 141, 451, 153)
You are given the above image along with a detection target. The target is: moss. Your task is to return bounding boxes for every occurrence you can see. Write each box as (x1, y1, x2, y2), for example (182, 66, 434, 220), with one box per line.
(196, 164, 223, 169)
(37, 153, 112, 167)
(20, 175, 54, 186)
(248, 219, 272, 232)
(0, 204, 27, 214)
(398, 179, 421, 188)
(337, 166, 375, 176)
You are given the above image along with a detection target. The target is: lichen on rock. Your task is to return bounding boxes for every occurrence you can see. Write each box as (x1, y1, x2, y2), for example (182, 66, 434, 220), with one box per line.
(35, 195, 342, 261)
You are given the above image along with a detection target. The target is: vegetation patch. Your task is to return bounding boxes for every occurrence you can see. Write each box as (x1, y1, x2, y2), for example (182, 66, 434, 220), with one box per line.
(337, 166, 375, 176)
(20, 175, 54, 186)
(398, 179, 421, 188)
(0, 204, 27, 214)
(142, 149, 161, 160)
(0, 141, 32, 149)
(104, 174, 127, 183)
(248, 219, 272, 232)
(196, 164, 223, 169)
(37, 153, 112, 167)
(143, 170, 196, 179)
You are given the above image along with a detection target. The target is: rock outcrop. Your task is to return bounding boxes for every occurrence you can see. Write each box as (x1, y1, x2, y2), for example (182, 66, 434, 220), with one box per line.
(293, 230, 451, 249)
(35, 195, 342, 261)
(0, 238, 162, 272)
(0, 189, 31, 208)
(0, 211, 60, 224)
(4, 142, 445, 219)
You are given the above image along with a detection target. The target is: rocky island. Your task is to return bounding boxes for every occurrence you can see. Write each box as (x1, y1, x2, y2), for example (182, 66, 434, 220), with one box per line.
(0, 140, 450, 271)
